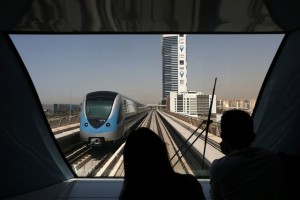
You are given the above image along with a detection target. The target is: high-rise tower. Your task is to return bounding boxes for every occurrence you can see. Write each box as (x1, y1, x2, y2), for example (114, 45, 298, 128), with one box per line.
(162, 34, 187, 100)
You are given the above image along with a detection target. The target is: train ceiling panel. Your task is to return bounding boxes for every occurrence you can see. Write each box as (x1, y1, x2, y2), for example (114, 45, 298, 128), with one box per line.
(3, 0, 300, 33)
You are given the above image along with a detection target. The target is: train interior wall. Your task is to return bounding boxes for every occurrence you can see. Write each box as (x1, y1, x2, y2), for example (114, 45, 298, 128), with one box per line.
(1, 0, 300, 199)
(0, 33, 74, 199)
(253, 29, 300, 156)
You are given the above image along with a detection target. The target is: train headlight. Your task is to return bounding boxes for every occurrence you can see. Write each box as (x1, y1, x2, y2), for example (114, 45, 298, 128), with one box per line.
(106, 123, 110, 127)
(84, 123, 88, 127)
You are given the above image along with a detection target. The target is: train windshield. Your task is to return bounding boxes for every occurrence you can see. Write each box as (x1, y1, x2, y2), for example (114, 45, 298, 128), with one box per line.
(86, 97, 114, 119)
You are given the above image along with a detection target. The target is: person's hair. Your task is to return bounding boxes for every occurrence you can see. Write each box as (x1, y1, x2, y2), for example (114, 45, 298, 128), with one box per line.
(220, 109, 255, 149)
(123, 127, 173, 181)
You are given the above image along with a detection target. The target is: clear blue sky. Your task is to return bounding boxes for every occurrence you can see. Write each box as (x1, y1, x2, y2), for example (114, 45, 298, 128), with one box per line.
(10, 34, 283, 105)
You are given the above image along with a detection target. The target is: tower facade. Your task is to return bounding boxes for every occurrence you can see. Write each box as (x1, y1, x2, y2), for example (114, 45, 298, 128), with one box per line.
(162, 34, 187, 100)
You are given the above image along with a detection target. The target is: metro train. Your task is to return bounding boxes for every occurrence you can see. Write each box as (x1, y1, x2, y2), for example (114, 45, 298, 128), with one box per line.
(80, 91, 148, 145)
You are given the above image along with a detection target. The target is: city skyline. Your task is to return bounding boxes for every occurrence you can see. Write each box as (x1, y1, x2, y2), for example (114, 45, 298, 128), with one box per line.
(10, 34, 284, 105)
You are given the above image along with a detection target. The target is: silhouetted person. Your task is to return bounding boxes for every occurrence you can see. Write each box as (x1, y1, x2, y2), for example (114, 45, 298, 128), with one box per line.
(120, 127, 205, 200)
(209, 109, 288, 200)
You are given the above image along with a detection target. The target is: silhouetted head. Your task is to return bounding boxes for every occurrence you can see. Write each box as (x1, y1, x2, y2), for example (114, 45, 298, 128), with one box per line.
(220, 109, 255, 152)
(123, 127, 173, 180)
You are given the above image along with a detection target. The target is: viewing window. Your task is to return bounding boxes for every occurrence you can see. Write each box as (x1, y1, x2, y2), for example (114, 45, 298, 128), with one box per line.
(10, 34, 284, 178)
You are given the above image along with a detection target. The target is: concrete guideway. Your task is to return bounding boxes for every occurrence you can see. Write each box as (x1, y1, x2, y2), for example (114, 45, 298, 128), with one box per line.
(52, 123, 80, 135)
(54, 128, 79, 140)
(152, 111, 194, 175)
(52, 124, 80, 151)
(158, 110, 224, 166)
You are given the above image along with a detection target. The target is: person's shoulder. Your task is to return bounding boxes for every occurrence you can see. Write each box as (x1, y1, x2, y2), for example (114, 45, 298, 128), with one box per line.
(210, 155, 229, 172)
(172, 173, 201, 188)
(174, 173, 197, 182)
(209, 148, 259, 174)
(249, 147, 272, 153)
(173, 173, 206, 199)
(250, 147, 281, 160)
(210, 157, 224, 178)
(256, 147, 277, 156)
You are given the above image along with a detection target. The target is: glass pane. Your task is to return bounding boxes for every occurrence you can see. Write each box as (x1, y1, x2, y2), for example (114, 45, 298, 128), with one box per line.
(86, 97, 114, 118)
(10, 34, 284, 178)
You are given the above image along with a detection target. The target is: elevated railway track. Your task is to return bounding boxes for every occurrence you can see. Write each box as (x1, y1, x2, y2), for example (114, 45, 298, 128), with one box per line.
(51, 110, 223, 178)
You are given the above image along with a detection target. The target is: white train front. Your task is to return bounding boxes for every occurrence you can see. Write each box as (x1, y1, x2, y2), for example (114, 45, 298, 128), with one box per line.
(80, 91, 147, 145)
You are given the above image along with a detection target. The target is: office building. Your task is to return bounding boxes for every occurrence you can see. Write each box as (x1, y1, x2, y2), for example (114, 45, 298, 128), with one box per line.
(168, 91, 216, 117)
(162, 34, 187, 100)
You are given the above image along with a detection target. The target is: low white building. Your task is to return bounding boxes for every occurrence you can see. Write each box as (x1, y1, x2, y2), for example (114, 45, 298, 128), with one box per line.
(168, 91, 216, 117)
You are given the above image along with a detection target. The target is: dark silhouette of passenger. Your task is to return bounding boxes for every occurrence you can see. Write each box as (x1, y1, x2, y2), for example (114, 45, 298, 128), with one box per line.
(209, 109, 289, 200)
(120, 127, 206, 200)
